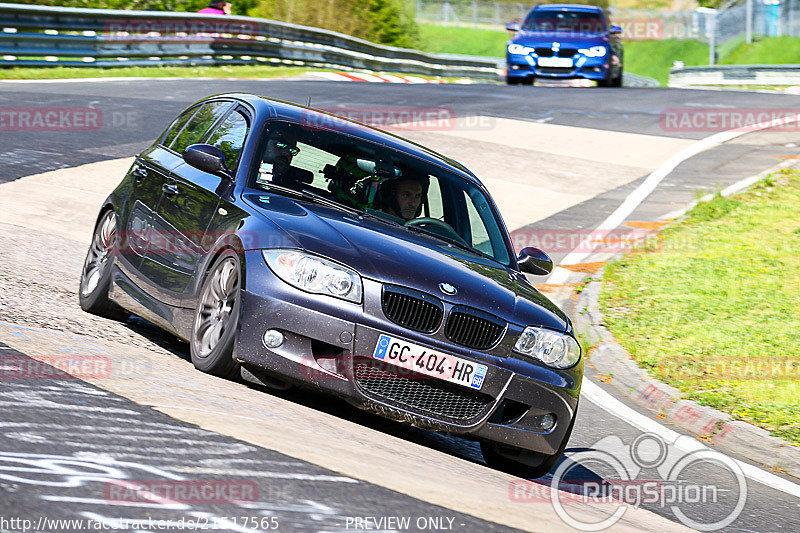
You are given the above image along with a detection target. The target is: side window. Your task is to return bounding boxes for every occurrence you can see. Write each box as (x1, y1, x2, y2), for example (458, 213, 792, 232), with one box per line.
(426, 175, 444, 220)
(207, 110, 249, 172)
(463, 190, 492, 254)
(170, 101, 232, 155)
(161, 106, 198, 148)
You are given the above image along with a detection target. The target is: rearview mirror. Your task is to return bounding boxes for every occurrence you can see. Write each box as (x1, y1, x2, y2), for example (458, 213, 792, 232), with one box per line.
(183, 144, 232, 179)
(609, 24, 622, 35)
(506, 21, 520, 32)
(517, 247, 553, 276)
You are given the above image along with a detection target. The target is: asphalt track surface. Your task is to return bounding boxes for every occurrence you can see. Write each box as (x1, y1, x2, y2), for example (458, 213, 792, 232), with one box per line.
(1, 79, 799, 532)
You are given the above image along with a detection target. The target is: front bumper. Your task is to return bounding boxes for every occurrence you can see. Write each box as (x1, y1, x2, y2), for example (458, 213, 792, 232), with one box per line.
(507, 55, 609, 81)
(235, 250, 582, 455)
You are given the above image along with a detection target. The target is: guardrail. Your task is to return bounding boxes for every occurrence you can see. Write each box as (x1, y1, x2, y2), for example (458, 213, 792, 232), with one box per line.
(669, 64, 800, 87)
(0, 3, 502, 79)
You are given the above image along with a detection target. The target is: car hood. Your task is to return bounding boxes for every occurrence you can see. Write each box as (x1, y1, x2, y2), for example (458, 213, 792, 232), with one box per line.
(512, 31, 608, 48)
(250, 197, 568, 332)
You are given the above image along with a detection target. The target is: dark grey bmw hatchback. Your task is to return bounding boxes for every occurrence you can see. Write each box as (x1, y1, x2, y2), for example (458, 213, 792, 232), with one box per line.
(79, 93, 582, 478)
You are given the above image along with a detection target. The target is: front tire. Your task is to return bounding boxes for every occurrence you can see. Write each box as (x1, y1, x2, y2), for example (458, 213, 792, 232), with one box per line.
(79, 209, 128, 321)
(190, 250, 242, 378)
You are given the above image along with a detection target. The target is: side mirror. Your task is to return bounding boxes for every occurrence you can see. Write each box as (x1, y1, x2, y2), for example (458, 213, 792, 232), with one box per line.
(183, 144, 232, 179)
(517, 246, 553, 276)
(506, 21, 520, 32)
(609, 24, 622, 35)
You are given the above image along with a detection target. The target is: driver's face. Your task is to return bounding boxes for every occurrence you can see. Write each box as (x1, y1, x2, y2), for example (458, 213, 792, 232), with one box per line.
(395, 181, 423, 220)
(263, 136, 297, 170)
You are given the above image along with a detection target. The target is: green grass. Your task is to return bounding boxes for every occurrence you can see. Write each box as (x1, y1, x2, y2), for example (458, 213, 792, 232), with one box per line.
(418, 23, 510, 57)
(0, 64, 305, 80)
(623, 39, 709, 85)
(721, 35, 800, 65)
(600, 169, 800, 445)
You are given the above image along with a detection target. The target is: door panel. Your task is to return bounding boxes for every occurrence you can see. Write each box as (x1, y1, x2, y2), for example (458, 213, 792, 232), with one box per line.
(133, 101, 235, 307)
(116, 146, 183, 290)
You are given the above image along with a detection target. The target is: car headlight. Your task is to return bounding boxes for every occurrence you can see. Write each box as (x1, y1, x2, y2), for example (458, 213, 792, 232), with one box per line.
(577, 45, 608, 58)
(513, 326, 581, 369)
(263, 250, 362, 303)
(508, 43, 535, 55)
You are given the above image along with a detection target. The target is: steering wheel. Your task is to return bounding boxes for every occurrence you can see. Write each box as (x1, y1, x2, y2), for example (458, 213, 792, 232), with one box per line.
(405, 217, 469, 246)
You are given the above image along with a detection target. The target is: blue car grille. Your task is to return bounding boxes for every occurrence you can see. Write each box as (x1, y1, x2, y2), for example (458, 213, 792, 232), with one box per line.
(382, 286, 443, 333)
(353, 361, 492, 421)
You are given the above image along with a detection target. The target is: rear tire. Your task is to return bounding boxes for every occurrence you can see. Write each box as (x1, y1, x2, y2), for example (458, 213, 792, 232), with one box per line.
(482, 403, 577, 478)
(79, 210, 129, 321)
(612, 68, 623, 87)
(190, 250, 242, 378)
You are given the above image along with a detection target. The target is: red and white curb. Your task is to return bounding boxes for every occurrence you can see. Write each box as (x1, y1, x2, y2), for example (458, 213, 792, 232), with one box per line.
(308, 71, 444, 83)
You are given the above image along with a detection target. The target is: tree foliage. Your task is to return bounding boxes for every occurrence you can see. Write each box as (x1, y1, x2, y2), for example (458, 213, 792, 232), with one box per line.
(248, 0, 419, 48)
(15, 0, 419, 47)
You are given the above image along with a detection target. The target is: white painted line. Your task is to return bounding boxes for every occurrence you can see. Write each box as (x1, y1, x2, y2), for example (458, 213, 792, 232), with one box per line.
(581, 379, 800, 498)
(547, 113, 800, 284)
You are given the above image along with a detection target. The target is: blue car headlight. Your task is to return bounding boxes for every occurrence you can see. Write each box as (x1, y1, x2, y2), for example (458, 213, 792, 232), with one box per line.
(508, 43, 535, 55)
(513, 326, 581, 369)
(577, 45, 608, 58)
(263, 250, 363, 303)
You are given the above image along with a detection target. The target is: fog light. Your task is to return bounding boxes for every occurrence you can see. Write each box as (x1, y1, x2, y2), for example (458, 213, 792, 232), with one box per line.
(263, 329, 284, 349)
(541, 413, 556, 431)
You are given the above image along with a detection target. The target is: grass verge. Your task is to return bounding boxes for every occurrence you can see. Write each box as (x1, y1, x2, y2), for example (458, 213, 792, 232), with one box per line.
(600, 169, 800, 445)
(0, 64, 305, 80)
(418, 23, 510, 57)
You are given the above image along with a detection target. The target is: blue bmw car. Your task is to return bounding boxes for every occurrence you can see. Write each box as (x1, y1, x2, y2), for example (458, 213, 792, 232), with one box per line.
(506, 4, 623, 86)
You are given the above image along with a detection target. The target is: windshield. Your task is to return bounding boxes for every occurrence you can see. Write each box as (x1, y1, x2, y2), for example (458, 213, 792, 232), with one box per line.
(522, 10, 606, 35)
(249, 120, 512, 266)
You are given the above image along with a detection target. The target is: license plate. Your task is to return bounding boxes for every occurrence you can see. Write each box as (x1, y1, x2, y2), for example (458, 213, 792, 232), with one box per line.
(537, 57, 573, 68)
(372, 334, 487, 390)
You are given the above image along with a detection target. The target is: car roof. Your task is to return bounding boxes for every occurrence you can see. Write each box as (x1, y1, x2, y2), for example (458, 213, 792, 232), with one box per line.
(217, 93, 483, 187)
(532, 4, 604, 12)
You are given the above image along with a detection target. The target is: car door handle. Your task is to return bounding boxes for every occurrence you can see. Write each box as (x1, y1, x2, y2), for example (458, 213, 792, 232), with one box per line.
(133, 165, 147, 182)
(162, 183, 180, 197)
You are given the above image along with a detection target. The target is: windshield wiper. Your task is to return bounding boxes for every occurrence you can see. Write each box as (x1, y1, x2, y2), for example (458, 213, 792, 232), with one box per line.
(261, 182, 405, 227)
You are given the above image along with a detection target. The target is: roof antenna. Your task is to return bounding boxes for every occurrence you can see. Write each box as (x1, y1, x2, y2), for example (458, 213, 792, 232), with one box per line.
(306, 96, 312, 107)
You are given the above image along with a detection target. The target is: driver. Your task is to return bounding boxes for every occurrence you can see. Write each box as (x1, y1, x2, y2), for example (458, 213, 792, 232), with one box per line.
(259, 124, 307, 189)
(380, 175, 427, 221)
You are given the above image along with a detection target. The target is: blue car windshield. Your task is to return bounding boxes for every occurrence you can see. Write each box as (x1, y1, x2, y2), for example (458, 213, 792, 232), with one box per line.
(522, 11, 606, 35)
(251, 120, 512, 267)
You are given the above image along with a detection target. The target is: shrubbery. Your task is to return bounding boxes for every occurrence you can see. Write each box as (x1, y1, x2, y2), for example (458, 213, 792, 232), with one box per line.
(14, 0, 419, 48)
